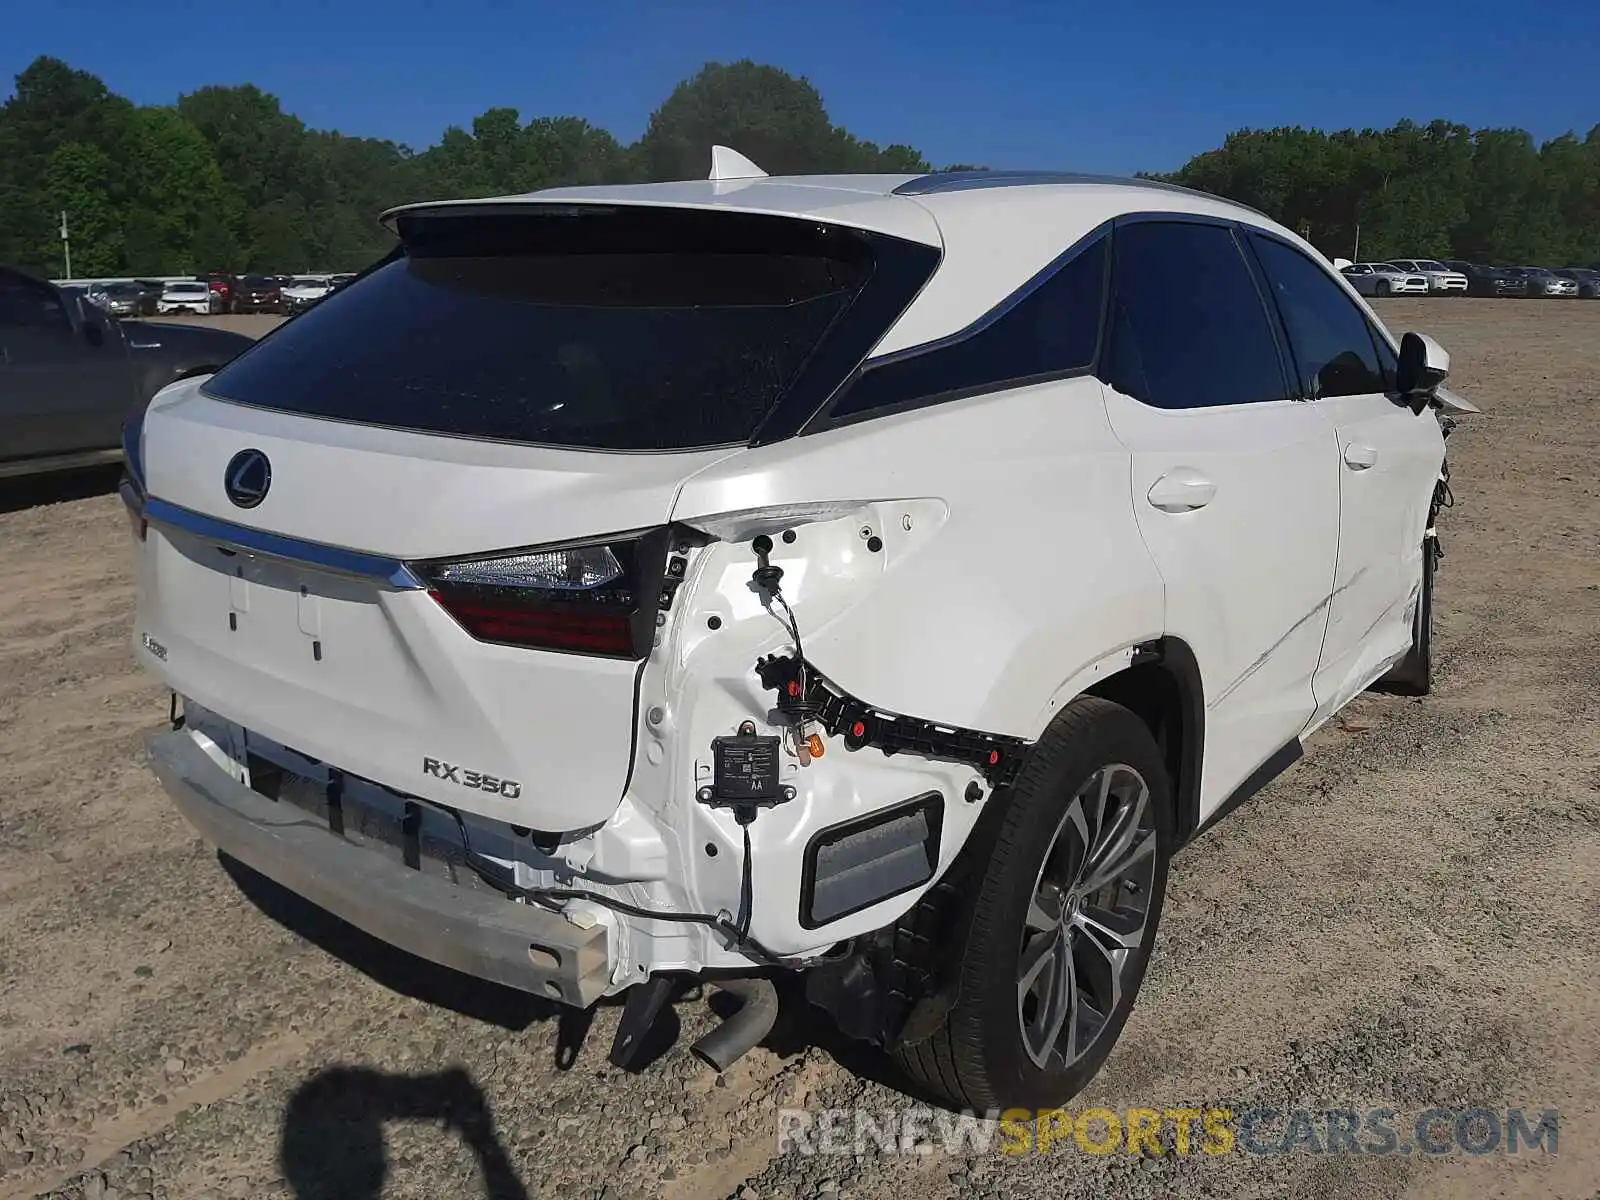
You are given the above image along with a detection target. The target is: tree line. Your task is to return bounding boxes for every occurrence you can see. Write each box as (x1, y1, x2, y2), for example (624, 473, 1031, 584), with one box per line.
(2, 53, 1596, 279)
(1161, 119, 1600, 266)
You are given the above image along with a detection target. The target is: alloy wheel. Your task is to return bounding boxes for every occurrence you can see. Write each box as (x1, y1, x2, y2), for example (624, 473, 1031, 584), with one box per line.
(1016, 763, 1157, 1070)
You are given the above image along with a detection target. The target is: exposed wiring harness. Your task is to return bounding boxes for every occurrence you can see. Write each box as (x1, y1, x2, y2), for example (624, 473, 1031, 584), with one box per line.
(417, 530, 841, 973)
(441, 806, 810, 968)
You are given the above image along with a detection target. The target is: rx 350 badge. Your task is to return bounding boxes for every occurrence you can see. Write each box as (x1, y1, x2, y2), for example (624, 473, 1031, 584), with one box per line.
(422, 757, 522, 799)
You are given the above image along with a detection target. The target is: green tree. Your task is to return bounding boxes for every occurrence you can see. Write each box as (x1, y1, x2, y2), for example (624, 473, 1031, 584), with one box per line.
(47, 141, 120, 276)
(189, 209, 242, 274)
(636, 60, 927, 181)
(1168, 118, 1597, 265)
(119, 105, 238, 273)
(8, 52, 1597, 278)
(0, 56, 131, 272)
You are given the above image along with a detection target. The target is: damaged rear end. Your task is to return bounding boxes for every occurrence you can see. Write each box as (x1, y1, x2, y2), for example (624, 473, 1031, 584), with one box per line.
(128, 193, 984, 1041)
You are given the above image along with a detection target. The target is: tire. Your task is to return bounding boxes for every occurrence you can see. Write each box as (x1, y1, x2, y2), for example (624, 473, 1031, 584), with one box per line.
(1376, 536, 1435, 696)
(1376, 280, 1391, 297)
(893, 696, 1173, 1111)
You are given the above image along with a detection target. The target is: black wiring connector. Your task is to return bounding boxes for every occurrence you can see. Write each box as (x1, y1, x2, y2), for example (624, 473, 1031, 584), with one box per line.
(748, 534, 819, 723)
(755, 653, 1029, 786)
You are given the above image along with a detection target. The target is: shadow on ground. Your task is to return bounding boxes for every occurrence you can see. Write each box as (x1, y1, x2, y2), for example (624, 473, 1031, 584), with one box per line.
(223, 856, 935, 1102)
(221, 856, 558, 1034)
(280, 1066, 529, 1200)
(220, 855, 686, 1072)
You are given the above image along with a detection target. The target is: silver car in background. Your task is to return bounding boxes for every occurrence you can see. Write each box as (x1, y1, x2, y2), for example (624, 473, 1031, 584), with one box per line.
(281, 277, 334, 314)
(1505, 268, 1579, 298)
(1388, 259, 1468, 294)
(1340, 262, 1430, 296)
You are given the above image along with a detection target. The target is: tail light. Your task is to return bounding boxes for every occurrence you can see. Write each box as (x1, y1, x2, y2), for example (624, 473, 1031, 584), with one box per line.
(119, 477, 147, 541)
(414, 530, 669, 658)
(120, 414, 147, 541)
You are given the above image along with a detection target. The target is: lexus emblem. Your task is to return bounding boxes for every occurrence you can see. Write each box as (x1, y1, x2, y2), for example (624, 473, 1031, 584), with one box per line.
(224, 449, 271, 509)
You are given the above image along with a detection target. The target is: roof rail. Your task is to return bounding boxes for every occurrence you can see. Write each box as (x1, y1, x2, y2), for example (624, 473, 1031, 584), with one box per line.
(893, 170, 1269, 218)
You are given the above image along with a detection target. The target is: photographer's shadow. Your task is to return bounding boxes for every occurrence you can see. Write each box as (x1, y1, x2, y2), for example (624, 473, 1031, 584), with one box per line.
(280, 1066, 529, 1200)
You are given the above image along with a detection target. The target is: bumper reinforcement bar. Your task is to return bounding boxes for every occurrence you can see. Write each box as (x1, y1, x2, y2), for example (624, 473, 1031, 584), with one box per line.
(146, 728, 611, 1006)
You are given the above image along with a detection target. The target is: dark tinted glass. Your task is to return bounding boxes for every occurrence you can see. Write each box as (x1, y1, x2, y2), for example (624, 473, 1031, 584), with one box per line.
(204, 210, 882, 451)
(1251, 236, 1387, 398)
(832, 235, 1106, 418)
(0, 270, 68, 329)
(1102, 222, 1287, 409)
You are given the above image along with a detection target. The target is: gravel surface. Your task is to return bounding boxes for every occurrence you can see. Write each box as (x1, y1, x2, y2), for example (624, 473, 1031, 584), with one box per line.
(0, 299, 1596, 1199)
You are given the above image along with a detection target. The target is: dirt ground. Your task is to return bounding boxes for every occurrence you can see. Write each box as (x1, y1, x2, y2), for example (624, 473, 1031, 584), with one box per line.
(1, 299, 1596, 1200)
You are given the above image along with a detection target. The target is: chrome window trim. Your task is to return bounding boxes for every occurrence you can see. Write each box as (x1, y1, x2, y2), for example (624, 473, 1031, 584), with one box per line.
(143, 496, 425, 589)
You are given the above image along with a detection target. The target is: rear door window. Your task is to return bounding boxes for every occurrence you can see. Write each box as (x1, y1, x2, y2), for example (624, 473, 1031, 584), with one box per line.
(1249, 235, 1388, 398)
(204, 208, 932, 451)
(1101, 221, 1289, 409)
(0, 269, 69, 330)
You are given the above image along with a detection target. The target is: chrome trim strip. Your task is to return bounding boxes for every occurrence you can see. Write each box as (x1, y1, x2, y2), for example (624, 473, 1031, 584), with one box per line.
(143, 496, 425, 589)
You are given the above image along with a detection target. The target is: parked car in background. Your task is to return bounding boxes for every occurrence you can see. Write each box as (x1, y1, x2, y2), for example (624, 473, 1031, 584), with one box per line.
(1443, 261, 1526, 297)
(328, 273, 357, 293)
(1, 265, 252, 479)
(199, 272, 236, 313)
(89, 281, 159, 318)
(1553, 268, 1600, 298)
(281, 277, 333, 314)
(1340, 262, 1430, 296)
(1387, 259, 1468, 294)
(1504, 267, 1578, 298)
(232, 275, 284, 314)
(159, 281, 218, 315)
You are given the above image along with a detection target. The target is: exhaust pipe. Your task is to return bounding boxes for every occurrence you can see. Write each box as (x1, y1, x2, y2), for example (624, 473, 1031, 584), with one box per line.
(691, 977, 778, 1072)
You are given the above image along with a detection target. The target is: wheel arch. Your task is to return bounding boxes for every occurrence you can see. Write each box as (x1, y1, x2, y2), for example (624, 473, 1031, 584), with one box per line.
(1082, 637, 1205, 845)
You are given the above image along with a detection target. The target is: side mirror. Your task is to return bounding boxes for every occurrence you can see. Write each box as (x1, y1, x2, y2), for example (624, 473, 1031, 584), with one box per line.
(1395, 331, 1449, 414)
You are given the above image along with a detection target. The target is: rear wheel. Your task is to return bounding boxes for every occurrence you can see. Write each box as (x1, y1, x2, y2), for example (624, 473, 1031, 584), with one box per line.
(894, 697, 1172, 1111)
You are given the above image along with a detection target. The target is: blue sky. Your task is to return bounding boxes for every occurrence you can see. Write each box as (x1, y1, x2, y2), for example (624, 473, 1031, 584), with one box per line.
(4, 0, 1595, 175)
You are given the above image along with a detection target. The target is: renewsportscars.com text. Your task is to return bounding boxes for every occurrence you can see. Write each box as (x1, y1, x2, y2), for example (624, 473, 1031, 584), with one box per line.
(777, 1106, 1559, 1157)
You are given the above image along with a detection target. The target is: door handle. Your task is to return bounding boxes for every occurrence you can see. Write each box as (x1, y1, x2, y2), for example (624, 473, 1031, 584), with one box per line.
(1147, 468, 1216, 513)
(1344, 443, 1379, 470)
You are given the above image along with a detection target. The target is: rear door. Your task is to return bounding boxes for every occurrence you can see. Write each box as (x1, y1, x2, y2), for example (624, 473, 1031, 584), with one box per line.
(1247, 233, 1444, 719)
(1096, 219, 1340, 818)
(0, 269, 132, 460)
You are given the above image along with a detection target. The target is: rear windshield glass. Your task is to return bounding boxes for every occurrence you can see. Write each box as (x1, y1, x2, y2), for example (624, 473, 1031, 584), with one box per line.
(203, 207, 883, 451)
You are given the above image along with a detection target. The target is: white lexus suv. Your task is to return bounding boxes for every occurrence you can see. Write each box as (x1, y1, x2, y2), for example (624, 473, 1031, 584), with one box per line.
(124, 153, 1473, 1110)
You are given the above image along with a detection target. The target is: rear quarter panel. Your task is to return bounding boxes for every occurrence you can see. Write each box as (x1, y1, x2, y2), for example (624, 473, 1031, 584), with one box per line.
(671, 376, 1164, 740)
